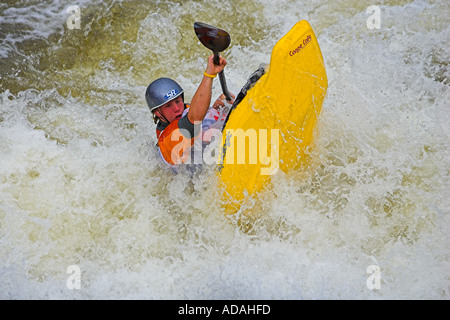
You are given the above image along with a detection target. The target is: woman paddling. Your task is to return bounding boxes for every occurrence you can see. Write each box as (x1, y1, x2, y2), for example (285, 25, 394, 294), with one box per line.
(145, 54, 234, 168)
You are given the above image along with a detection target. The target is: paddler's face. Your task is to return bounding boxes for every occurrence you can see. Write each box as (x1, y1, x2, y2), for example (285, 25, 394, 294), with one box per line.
(156, 97, 184, 123)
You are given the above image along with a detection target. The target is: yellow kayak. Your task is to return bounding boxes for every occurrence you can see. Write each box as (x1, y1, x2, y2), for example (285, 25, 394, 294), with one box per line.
(218, 20, 328, 215)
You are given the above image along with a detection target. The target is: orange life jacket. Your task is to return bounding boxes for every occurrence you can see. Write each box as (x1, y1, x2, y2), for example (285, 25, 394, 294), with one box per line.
(155, 103, 231, 167)
(156, 104, 196, 166)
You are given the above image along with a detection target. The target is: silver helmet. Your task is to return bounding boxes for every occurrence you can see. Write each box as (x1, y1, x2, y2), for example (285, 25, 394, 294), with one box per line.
(145, 77, 184, 112)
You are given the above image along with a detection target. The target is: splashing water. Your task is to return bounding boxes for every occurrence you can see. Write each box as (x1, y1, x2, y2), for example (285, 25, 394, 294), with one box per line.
(0, 0, 448, 299)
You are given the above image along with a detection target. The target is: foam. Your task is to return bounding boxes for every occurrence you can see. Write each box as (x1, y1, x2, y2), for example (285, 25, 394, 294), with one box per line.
(0, 0, 448, 299)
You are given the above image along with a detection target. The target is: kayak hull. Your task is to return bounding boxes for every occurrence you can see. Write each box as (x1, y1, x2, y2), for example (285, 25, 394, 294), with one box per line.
(218, 20, 328, 215)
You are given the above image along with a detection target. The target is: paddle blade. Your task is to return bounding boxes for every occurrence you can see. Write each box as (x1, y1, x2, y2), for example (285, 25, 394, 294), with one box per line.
(194, 22, 230, 53)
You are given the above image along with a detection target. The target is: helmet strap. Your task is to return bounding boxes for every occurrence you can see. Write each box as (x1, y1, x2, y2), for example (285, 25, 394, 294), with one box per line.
(154, 109, 170, 124)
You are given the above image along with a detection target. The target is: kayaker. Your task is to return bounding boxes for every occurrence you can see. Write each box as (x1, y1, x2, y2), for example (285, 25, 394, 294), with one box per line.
(145, 54, 234, 167)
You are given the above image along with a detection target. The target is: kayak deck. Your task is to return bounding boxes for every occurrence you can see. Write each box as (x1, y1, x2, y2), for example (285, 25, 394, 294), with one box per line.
(218, 20, 328, 215)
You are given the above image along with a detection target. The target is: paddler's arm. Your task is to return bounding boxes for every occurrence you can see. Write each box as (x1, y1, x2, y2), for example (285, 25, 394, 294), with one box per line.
(187, 54, 227, 124)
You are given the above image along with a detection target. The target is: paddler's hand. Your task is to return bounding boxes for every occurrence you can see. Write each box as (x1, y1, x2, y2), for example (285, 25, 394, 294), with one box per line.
(205, 54, 227, 77)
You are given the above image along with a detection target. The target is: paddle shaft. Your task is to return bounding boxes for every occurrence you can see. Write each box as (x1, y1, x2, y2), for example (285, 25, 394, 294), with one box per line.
(213, 52, 232, 102)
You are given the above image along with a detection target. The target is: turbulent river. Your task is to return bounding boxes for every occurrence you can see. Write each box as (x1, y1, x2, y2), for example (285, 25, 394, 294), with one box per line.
(0, 0, 448, 299)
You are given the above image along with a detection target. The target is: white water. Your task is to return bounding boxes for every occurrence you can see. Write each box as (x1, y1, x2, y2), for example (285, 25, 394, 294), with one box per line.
(0, 0, 448, 299)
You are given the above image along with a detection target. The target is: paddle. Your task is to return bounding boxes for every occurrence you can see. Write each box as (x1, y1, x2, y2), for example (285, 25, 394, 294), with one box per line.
(194, 21, 233, 102)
